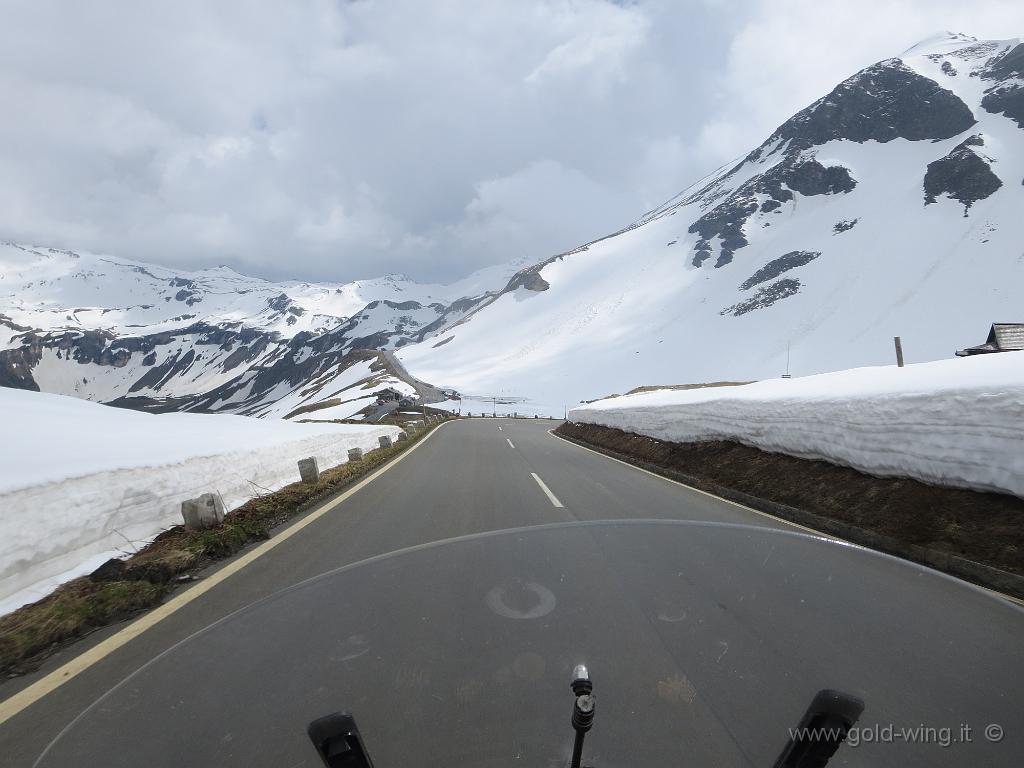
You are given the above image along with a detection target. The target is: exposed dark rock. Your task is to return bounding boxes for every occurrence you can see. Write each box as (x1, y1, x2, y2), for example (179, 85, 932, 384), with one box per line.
(347, 331, 392, 350)
(128, 349, 197, 393)
(721, 278, 801, 317)
(173, 288, 201, 305)
(691, 239, 713, 267)
(980, 43, 1024, 128)
(267, 293, 292, 312)
(383, 300, 422, 311)
(505, 265, 551, 292)
(785, 160, 857, 196)
(714, 251, 734, 268)
(923, 135, 1003, 211)
(688, 159, 854, 267)
(221, 338, 269, 373)
(983, 41, 1024, 80)
(0, 342, 42, 390)
(688, 203, 754, 267)
(764, 59, 976, 153)
(981, 84, 1024, 128)
(740, 251, 820, 291)
(142, 351, 157, 366)
(0, 314, 32, 333)
(833, 218, 858, 234)
(941, 61, 957, 76)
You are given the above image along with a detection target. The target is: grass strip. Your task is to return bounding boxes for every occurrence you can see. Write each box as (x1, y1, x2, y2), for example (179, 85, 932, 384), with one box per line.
(0, 420, 446, 677)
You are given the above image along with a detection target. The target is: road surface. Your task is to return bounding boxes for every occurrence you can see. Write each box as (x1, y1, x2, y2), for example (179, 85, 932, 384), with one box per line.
(1, 419, 1021, 766)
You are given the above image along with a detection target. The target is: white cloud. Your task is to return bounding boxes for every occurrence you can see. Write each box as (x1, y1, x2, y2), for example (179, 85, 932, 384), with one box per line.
(525, 2, 650, 96)
(0, 0, 1019, 282)
(700, 0, 1024, 164)
(452, 159, 634, 260)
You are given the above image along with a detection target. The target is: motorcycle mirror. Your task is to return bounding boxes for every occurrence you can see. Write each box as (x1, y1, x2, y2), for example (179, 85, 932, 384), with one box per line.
(773, 689, 865, 768)
(308, 712, 375, 768)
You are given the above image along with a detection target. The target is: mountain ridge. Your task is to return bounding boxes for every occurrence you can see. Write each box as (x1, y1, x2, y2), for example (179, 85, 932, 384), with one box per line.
(3, 32, 1023, 417)
(393, 32, 1024, 414)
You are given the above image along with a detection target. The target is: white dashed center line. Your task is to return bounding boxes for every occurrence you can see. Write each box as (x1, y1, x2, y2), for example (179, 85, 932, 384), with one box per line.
(531, 472, 564, 508)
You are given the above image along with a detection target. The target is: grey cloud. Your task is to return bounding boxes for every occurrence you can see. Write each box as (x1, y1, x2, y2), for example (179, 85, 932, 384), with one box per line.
(0, 0, 1019, 283)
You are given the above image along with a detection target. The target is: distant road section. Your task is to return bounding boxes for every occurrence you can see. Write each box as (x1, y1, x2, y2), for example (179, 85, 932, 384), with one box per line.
(383, 349, 449, 405)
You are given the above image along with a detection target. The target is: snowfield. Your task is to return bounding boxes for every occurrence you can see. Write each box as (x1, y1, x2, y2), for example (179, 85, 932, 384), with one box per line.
(0, 388, 400, 615)
(398, 35, 1024, 416)
(569, 353, 1024, 499)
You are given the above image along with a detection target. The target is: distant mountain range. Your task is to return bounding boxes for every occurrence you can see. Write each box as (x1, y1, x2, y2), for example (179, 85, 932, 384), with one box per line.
(3, 33, 1022, 417)
(0, 242, 525, 418)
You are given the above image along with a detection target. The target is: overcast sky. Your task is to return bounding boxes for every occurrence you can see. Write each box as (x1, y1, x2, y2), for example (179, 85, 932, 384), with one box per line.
(0, 1, 1020, 283)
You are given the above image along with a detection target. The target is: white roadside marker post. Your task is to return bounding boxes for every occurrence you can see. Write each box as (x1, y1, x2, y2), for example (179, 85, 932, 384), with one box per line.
(298, 457, 320, 484)
(181, 493, 225, 529)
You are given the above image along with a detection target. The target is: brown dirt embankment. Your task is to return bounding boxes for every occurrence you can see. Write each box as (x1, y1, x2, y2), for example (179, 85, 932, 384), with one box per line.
(556, 421, 1023, 598)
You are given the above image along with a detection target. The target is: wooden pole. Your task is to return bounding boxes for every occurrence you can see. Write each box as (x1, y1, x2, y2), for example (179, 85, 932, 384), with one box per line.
(894, 336, 904, 367)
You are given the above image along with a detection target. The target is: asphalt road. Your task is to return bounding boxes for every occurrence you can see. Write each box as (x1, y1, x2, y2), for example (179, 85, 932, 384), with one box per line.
(2, 419, 1022, 767)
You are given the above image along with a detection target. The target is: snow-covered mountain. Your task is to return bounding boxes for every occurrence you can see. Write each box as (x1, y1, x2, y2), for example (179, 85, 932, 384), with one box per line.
(3, 33, 1022, 419)
(396, 33, 1024, 415)
(0, 242, 524, 418)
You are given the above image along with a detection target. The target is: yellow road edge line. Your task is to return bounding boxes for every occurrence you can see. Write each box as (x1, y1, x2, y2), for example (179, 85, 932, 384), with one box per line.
(0, 421, 450, 726)
(548, 428, 1024, 607)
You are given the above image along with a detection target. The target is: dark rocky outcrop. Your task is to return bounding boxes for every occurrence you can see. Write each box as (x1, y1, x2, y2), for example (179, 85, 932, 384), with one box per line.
(689, 159, 854, 267)
(692, 239, 713, 267)
(739, 251, 820, 291)
(980, 43, 1024, 128)
(0, 314, 32, 333)
(267, 293, 292, 312)
(923, 135, 1002, 212)
(0, 343, 42, 390)
(128, 349, 196, 393)
(763, 60, 976, 154)
(784, 160, 858, 196)
(663, 56, 977, 268)
(505, 264, 552, 292)
(721, 278, 801, 317)
(833, 219, 858, 234)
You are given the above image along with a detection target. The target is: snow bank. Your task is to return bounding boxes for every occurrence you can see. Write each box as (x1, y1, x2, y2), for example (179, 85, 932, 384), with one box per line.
(569, 354, 1024, 499)
(0, 389, 400, 615)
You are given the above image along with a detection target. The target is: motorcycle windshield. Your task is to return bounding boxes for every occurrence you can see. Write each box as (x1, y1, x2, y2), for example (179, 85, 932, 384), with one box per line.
(34, 521, 1023, 767)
